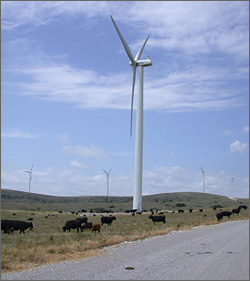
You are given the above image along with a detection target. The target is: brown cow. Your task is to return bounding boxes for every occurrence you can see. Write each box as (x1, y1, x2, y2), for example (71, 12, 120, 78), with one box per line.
(92, 224, 101, 233)
(81, 222, 92, 232)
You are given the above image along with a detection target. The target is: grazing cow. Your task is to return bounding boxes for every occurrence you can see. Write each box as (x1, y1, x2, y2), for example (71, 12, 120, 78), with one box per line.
(199, 209, 203, 212)
(216, 211, 232, 221)
(27, 217, 33, 221)
(148, 215, 166, 224)
(63, 220, 81, 233)
(1, 220, 14, 234)
(81, 222, 92, 232)
(232, 207, 241, 215)
(189, 209, 193, 213)
(178, 209, 184, 213)
(92, 224, 101, 233)
(2, 220, 34, 234)
(101, 216, 116, 226)
(240, 205, 248, 210)
(221, 211, 232, 218)
(75, 217, 88, 224)
(216, 213, 223, 221)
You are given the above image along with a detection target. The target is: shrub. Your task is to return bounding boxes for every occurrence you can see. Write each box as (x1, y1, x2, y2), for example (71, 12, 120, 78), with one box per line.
(176, 203, 186, 207)
(212, 204, 223, 209)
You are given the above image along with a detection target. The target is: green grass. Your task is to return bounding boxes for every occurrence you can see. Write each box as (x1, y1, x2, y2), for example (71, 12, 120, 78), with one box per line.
(1, 206, 249, 273)
(1, 189, 249, 273)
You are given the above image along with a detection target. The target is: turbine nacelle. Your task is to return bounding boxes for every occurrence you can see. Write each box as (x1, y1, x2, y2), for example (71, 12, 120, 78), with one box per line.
(129, 58, 152, 67)
(137, 58, 152, 67)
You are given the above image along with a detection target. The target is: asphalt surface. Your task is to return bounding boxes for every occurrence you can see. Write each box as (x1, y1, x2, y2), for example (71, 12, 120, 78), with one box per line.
(1, 220, 249, 280)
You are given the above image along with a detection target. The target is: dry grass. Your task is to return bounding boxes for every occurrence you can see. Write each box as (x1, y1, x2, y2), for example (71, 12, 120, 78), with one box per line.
(1, 208, 249, 273)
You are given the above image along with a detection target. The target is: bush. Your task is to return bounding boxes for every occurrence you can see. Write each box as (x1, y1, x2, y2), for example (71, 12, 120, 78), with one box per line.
(176, 203, 186, 207)
(212, 204, 223, 209)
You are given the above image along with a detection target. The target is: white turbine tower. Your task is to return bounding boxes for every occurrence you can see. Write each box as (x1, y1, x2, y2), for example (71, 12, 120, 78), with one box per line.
(103, 169, 112, 201)
(200, 167, 206, 193)
(231, 173, 235, 198)
(110, 15, 152, 212)
(23, 164, 34, 193)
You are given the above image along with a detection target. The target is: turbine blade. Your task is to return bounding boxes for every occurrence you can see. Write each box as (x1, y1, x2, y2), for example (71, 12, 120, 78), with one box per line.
(23, 170, 30, 173)
(135, 36, 149, 61)
(110, 15, 136, 66)
(130, 67, 136, 137)
(103, 169, 108, 175)
(30, 163, 34, 171)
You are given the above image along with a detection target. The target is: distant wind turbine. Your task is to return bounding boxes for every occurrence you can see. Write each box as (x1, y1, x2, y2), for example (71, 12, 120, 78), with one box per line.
(103, 169, 112, 200)
(200, 167, 206, 193)
(110, 15, 152, 212)
(231, 173, 235, 198)
(23, 164, 34, 193)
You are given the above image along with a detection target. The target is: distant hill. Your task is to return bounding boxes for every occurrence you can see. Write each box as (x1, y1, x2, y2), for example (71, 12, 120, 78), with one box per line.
(1, 189, 248, 213)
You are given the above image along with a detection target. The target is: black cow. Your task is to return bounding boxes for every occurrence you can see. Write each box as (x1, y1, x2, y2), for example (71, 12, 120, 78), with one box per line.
(232, 207, 241, 215)
(199, 209, 203, 212)
(81, 222, 92, 232)
(189, 209, 193, 213)
(216, 211, 232, 221)
(178, 209, 184, 213)
(75, 217, 88, 224)
(148, 215, 166, 224)
(240, 205, 248, 210)
(1, 220, 14, 234)
(101, 216, 117, 226)
(2, 220, 34, 234)
(221, 211, 232, 218)
(63, 220, 81, 233)
(216, 213, 223, 221)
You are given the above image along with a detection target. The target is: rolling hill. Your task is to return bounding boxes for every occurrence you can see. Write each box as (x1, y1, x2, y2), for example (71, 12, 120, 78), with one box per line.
(1, 189, 248, 213)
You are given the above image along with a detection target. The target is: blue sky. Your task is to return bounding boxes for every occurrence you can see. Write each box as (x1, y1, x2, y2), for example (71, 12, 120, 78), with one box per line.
(1, 1, 249, 198)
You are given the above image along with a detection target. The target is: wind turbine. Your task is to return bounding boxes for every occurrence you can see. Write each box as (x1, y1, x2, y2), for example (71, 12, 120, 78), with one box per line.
(110, 15, 152, 212)
(200, 167, 206, 193)
(231, 173, 235, 198)
(23, 164, 34, 193)
(103, 169, 112, 201)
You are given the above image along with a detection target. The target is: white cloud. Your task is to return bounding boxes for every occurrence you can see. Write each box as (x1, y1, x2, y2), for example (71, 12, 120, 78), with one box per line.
(230, 140, 248, 153)
(63, 144, 108, 159)
(1, 165, 249, 198)
(4, 60, 247, 113)
(222, 130, 233, 136)
(1, 129, 37, 138)
(2, 1, 248, 113)
(70, 161, 85, 168)
(243, 126, 249, 133)
(2, 1, 248, 59)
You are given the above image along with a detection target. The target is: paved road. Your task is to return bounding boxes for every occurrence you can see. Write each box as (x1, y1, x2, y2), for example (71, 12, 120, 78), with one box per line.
(2, 220, 249, 280)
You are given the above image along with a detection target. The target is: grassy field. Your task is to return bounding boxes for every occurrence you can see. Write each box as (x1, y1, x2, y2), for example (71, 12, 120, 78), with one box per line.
(1, 190, 249, 273)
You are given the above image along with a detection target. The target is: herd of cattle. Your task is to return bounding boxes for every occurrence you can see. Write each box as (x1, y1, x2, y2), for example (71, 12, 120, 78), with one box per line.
(1, 204, 248, 235)
(216, 204, 248, 221)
